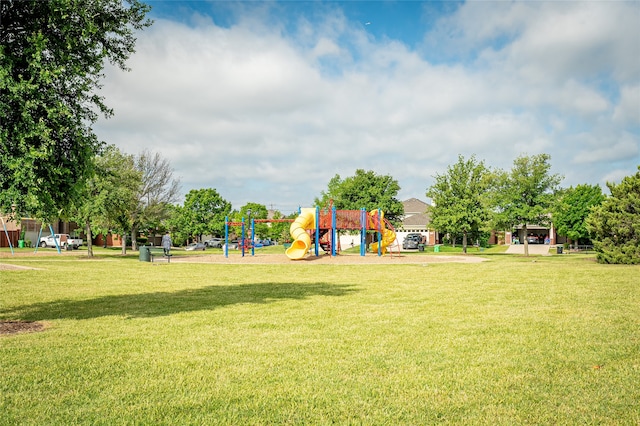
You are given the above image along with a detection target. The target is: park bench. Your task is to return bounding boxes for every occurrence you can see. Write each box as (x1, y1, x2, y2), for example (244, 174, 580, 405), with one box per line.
(149, 247, 171, 263)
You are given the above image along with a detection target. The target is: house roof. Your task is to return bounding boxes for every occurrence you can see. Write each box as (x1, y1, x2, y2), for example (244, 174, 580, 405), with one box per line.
(403, 198, 429, 215)
(401, 198, 431, 227)
(402, 213, 431, 227)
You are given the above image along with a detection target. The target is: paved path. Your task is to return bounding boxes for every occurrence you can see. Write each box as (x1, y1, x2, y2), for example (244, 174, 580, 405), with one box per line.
(505, 244, 551, 255)
(506, 244, 555, 255)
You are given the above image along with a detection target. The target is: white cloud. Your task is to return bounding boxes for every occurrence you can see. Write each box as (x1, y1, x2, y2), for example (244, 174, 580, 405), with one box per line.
(613, 84, 640, 125)
(573, 132, 639, 164)
(94, 3, 639, 213)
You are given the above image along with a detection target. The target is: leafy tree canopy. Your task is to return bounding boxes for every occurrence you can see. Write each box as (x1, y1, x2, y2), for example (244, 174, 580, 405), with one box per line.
(178, 188, 232, 242)
(130, 149, 181, 249)
(426, 155, 492, 253)
(228, 203, 269, 239)
(314, 169, 404, 224)
(586, 166, 640, 264)
(0, 0, 151, 221)
(493, 153, 563, 255)
(70, 145, 140, 256)
(553, 184, 604, 244)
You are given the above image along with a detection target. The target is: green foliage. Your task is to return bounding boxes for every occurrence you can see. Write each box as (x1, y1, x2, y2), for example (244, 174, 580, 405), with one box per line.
(587, 166, 640, 264)
(553, 184, 604, 244)
(130, 150, 181, 249)
(267, 210, 297, 243)
(314, 169, 404, 224)
(0, 0, 151, 221)
(226, 202, 270, 240)
(493, 154, 562, 255)
(69, 145, 141, 255)
(172, 188, 232, 243)
(426, 155, 492, 252)
(239, 202, 269, 238)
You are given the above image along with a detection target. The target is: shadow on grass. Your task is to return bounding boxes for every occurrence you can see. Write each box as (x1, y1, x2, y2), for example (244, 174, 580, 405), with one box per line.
(2, 282, 358, 321)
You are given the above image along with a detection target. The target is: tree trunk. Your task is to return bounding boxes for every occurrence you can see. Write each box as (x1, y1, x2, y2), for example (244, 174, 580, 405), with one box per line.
(523, 224, 529, 256)
(85, 220, 93, 258)
(462, 231, 468, 254)
(122, 233, 127, 255)
(131, 228, 137, 251)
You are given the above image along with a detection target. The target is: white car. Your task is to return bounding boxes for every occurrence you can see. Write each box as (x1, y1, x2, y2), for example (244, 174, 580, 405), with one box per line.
(204, 238, 223, 248)
(185, 242, 206, 251)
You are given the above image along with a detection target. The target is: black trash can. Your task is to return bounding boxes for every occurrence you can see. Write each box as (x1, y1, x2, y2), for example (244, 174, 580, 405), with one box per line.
(418, 244, 425, 252)
(139, 246, 151, 262)
(556, 246, 563, 254)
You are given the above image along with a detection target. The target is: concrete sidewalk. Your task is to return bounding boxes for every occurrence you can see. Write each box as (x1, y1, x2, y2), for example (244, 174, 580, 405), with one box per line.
(505, 244, 551, 255)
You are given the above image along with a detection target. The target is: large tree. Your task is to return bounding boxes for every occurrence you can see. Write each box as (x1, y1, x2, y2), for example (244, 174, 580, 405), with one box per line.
(172, 188, 231, 244)
(553, 184, 604, 247)
(426, 155, 492, 253)
(586, 167, 640, 264)
(238, 202, 269, 239)
(0, 0, 151, 221)
(69, 145, 140, 257)
(493, 154, 563, 256)
(314, 169, 404, 224)
(130, 149, 181, 250)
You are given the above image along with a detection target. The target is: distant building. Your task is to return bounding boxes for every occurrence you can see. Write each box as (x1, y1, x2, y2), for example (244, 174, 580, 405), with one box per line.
(0, 216, 84, 248)
(396, 198, 437, 246)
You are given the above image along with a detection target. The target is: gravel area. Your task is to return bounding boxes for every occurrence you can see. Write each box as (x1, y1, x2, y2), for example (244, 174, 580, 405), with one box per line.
(170, 253, 487, 265)
(0, 249, 487, 267)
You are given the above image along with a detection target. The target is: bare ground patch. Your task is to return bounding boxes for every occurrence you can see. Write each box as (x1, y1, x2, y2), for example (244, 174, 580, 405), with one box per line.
(0, 263, 41, 271)
(0, 320, 48, 336)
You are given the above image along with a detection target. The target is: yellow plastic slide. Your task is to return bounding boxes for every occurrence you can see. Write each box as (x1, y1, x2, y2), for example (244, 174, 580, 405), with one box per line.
(370, 228, 397, 255)
(368, 210, 396, 255)
(286, 208, 316, 260)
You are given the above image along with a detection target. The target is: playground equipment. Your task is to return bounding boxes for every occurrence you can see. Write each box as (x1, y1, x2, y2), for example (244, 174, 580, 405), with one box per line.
(224, 216, 294, 258)
(223, 207, 397, 260)
(285, 207, 397, 260)
(368, 210, 395, 255)
(286, 208, 316, 260)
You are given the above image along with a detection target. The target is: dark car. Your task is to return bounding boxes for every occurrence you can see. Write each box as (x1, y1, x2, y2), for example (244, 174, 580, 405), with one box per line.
(402, 233, 423, 250)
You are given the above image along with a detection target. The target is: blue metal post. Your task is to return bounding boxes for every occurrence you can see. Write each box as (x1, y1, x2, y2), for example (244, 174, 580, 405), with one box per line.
(241, 218, 245, 257)
(34, 226, 44, 253)
(331, 207, 336, 256)
(224, 217, 229, 257)
(49, 224, 61, 253)
(360, 208, 366, 256)
(1, 218, 14, 255)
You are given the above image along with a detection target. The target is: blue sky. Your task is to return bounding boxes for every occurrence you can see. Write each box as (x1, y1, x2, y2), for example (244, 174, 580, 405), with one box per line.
(94, 1, 640, 214)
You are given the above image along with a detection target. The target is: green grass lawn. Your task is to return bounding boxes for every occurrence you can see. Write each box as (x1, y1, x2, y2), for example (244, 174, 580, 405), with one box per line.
(1, 251, 639, 425)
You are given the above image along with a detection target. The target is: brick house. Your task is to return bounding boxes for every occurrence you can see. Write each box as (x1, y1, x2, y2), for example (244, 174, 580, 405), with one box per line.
(396, 198, 437, 246)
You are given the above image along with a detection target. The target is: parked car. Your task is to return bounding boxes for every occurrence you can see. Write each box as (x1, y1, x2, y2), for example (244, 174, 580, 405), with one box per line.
(402, 233, 423, 250)
(221, 239, 240, 250)
(39, 234, 83, 249)
(185, 242, 206, 251)
(526, 236, 539, 244)
(204, 238, 223, 248)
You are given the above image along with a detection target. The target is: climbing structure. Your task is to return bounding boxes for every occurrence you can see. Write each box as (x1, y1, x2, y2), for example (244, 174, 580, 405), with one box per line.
(285, 207, 397, 260)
